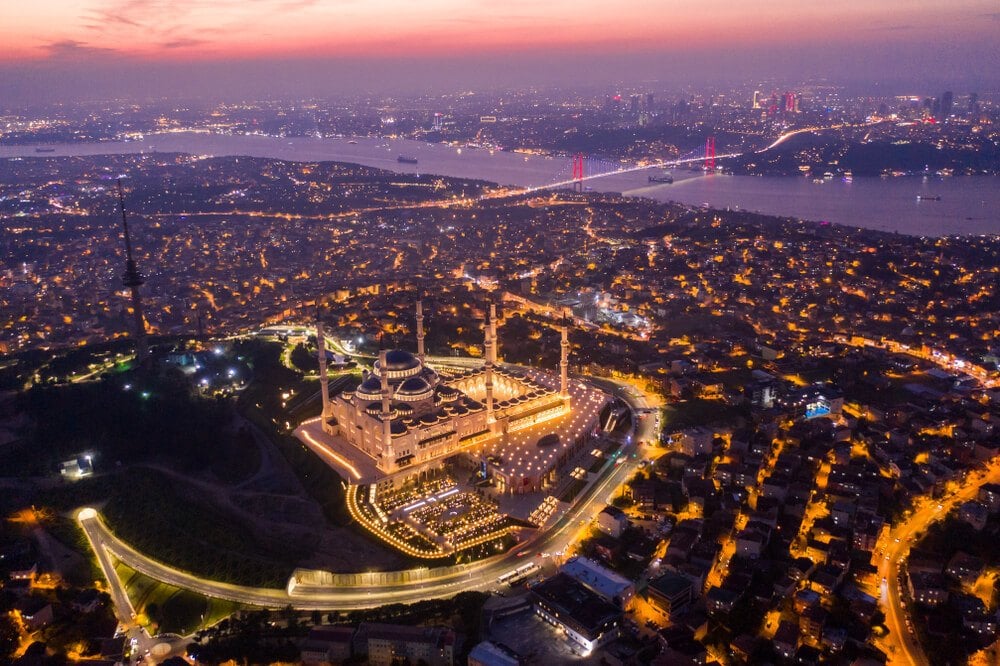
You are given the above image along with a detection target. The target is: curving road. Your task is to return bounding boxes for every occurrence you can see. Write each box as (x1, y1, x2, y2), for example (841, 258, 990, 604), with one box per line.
(877, 458, 1000, 665)
(76, 508, 170, 661)
(77, 403, 653, 611)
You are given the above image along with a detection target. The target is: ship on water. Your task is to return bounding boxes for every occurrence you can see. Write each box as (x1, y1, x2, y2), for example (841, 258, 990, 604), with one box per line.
(397, 156, 418, 164)
(34, 147, 55, 153)
(648, 171, 673, 184)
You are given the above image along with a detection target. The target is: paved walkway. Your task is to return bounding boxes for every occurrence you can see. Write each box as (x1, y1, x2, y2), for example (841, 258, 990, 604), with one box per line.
(295, 418, 381, 482)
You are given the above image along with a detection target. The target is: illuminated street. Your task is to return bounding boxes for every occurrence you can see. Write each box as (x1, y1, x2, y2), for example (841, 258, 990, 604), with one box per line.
(76, 508, 183, 663)
(1, 23, 997, 660)
(877, 459, 1000, 665)
(76, 375, 657, 610)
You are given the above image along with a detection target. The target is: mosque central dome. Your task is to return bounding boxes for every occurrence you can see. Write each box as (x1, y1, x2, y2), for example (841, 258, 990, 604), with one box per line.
(374, 349, 423, 378)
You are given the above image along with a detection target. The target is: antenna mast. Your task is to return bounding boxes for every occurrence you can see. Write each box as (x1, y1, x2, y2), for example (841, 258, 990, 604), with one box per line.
(116, 179, 149, 363)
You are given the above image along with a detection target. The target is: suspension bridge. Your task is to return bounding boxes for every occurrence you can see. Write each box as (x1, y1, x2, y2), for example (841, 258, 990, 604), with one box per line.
(499, 121, 871, 198)
(525, 137, 733, 195)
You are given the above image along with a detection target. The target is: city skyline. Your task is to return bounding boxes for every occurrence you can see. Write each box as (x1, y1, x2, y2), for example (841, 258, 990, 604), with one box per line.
(2, 0, 999, 102)
(2, 3, 1000, 662)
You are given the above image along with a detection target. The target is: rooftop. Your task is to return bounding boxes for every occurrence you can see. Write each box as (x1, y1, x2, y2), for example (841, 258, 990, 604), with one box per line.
(561, 555, 633, 602)
(531, 573, 621, 634)
(358, 622, 455, 647)
(648, 572, 694, 600)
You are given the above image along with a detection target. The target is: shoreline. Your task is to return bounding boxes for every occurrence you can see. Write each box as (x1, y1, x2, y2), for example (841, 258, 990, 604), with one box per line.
(2, 130, 998, 237)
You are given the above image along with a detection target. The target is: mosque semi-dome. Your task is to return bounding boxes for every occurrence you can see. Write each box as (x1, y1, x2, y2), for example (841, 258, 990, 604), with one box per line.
(396, 376, 434, 401)
(355, 375, 384, 401)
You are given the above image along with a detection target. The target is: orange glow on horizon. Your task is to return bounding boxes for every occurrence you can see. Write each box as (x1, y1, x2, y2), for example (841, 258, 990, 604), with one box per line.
(1, 0, 994, 63)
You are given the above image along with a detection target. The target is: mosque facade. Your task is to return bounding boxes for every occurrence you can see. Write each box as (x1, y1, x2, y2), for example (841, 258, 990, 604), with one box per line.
(312, 301, 604, 492)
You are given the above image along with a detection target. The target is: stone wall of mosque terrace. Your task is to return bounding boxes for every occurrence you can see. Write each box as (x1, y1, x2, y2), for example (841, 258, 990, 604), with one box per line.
(288, 563, 476, 594)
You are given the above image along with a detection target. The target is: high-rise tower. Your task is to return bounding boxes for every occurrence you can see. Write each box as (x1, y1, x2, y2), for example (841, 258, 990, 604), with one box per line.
(940, 91, 954, 119)
(116, 179, 149, 364)
(784, 92, 796, 113)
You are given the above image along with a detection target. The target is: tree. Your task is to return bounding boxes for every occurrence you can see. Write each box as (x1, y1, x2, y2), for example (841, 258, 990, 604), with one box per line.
(290, 343, 317, 373)
(0, 613, 19, 661)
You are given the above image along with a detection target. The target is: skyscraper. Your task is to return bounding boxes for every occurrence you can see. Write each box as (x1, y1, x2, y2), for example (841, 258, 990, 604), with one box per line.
(784, 92, 796, 113)
(940, 91, 954, 119)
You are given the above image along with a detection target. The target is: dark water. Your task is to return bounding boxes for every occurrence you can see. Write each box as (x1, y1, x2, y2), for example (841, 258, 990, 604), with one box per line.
(623, 172, 998, 237)
(3, 131, 998, 236)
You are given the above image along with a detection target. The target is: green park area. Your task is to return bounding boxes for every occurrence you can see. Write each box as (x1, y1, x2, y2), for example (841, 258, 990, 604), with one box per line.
(2, 353, 259, 481)
(41, 467, 303, 587)
(661, 397, 746, 430)
(114, 561, 244, 635)
(4, 338, 348, 588)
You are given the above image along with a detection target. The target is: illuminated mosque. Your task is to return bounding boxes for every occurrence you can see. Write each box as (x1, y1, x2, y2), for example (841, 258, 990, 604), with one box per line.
(301, 301, 609, 493)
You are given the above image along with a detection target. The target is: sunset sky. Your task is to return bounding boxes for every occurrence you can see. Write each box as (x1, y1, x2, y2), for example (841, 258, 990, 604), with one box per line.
(2, 0, 998, 101)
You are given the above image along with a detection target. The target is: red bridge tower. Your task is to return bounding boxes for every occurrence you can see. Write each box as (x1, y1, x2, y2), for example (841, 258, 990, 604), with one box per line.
(572, 153, 585, 190)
